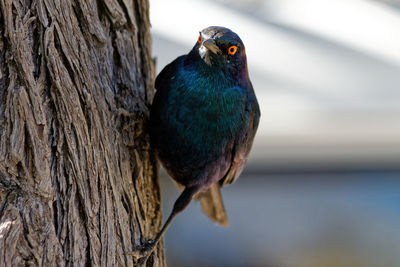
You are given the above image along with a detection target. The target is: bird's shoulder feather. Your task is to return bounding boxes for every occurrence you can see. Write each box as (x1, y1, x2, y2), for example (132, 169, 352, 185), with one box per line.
(155, 55, 185, 91)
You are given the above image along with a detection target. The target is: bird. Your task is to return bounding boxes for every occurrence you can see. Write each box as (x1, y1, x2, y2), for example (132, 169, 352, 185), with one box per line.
(128, 26, 260, 265)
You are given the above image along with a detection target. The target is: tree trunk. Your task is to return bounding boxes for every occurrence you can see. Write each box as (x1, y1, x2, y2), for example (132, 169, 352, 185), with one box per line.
(0, 0, 165, 266)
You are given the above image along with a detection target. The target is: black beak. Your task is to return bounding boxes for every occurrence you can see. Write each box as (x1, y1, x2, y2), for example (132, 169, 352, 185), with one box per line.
(202, 39, 221, 55)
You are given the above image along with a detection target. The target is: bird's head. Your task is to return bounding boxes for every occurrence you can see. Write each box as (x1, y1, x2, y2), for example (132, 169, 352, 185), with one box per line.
(188, 26, 248, 76)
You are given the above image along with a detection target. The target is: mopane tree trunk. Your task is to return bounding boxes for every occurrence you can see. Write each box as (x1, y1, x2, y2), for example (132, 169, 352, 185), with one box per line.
(0, 0, 165, 266)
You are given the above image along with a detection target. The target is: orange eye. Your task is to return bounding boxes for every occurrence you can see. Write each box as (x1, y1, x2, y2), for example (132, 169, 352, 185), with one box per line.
(197, 34, 201, 44)
(228, 45, 238, 55)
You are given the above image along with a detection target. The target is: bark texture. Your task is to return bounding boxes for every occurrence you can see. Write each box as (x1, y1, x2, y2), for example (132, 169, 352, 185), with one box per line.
(0, 0, 165, 266)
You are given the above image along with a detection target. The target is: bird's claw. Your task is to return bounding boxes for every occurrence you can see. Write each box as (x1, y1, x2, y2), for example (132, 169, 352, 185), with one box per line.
(115, 108, 135, 118)
(126, 240, 155, 265)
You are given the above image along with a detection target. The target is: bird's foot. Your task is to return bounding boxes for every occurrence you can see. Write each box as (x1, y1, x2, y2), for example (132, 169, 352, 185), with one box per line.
(115, 108, 135, 118)
(113, 108, 146, 146)
(126, 240, 155, 266)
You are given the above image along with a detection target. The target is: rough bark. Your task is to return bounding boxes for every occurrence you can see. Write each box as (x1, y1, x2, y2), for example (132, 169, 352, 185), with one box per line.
(0, 0, 165, 266)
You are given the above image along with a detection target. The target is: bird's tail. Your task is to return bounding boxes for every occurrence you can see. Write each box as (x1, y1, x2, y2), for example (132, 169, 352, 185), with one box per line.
(196, 183, 229, 227)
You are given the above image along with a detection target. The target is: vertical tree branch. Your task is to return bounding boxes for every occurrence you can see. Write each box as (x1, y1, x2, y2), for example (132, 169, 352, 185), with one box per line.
(0, 0, 164, 266)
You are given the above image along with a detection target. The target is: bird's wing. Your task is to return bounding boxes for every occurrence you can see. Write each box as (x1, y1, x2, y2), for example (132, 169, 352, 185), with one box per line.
(220, 93, 260, 186)
(197, 98, 259, 226)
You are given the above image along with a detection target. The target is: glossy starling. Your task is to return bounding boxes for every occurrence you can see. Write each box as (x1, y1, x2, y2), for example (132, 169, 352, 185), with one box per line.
(129, 26, 260, 265)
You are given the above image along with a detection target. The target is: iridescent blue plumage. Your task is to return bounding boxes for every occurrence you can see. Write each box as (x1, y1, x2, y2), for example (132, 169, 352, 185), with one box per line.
(130, 26, 260, 265)
(151, 27, 259, 191)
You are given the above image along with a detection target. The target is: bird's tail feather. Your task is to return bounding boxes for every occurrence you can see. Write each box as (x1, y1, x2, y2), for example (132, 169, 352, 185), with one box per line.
(196, 183, 229, 227)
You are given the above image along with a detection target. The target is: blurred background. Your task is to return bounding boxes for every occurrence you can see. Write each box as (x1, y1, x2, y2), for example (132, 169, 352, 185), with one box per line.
(149, 0, 400, 266)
